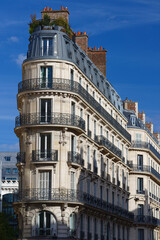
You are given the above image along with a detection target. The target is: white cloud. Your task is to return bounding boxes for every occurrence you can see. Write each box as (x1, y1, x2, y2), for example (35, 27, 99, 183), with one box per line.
(15, 54, 26, 66)
(0, 143, 19, 151)
(9, 36, 19, 43)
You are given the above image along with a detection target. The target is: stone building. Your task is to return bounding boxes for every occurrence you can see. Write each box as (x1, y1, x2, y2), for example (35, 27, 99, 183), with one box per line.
(14, 5, 133, 240)
(124, 100, 160, 240)
(13, 5, 160, 240)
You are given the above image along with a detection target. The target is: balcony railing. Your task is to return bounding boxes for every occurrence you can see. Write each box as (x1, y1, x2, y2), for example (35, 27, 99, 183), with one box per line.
(135, 215, 160, 226)
(128, 164, 160, 181)
(68, 151, 84, 166)
(131, 141, 160, 160)
(15, 188, 134, 221)
(95, 135, 122, 159)
(136, 190, 145, 194)
(18, 78, 131, 142)
(15, 112, 85, 131)
(32, 150, 58, 162)
(17, 152, 25, 164)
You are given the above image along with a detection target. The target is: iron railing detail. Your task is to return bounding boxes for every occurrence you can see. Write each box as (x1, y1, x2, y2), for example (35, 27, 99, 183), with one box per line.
(17, 152, 25, 164)
(15, 112, 85, 131)
(95, 135, 122, 159)
(131, 141, 160, 160)
(32, 150, 58, 162)
(135, 215, 160, 225)
(128, 163, 160, 181)
(18, 78, 131, 142)
(68, 151, 84, 166)
(15, 188, 134, 221)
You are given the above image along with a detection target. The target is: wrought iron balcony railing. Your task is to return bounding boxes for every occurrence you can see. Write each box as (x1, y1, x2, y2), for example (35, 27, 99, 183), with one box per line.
(15, 188, 134, 221)
(68, 151, 84, 166)
(32, 150, 58, 162)
(15, 112, 85, 131)
(95, 135, 122, 159)
(18, 78, 131, 142)
(17, 152, 25, 164)
(128, 163, 160, 181)
(131, 141, 160, 160)
(135, 215, 160, 226)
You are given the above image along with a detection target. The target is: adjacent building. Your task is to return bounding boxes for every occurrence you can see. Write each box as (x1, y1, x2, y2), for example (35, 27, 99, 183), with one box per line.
(124, 100, 160, 240)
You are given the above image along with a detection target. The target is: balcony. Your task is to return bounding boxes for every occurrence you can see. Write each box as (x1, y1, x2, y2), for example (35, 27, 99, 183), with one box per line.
(15, 113, 85, 132)
(131, 141, 160, 160)
(68, 151, 84, 167)
(135, 215, 160, 226)
(15, 188, 134, 221)
(32, 150, 58, 162)
(18, 78, 131, 142)
(96, 135, 122, 160)
(128, 164, 160, 181)
(17, 152, 25, 164)
(136, 190, 145, 194)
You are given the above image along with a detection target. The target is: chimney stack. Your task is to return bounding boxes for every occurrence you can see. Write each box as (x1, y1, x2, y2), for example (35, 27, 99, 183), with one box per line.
(123, 98, 138, 117)
(138, 111, 146, 124)
(74, 32, 88, 54)
(41, 6, 70, 23)
(145, 122, 153, 134)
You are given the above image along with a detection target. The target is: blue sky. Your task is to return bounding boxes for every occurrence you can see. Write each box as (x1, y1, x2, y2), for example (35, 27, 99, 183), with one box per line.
(0, 0, 160, 151)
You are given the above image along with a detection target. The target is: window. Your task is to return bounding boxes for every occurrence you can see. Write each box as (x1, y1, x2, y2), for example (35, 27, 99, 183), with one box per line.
(131, 115, 136, 126)
(35, 211, 57, 236)
(94, 120, 96, 138)
(112, 192, 115, 205)
(100, 186, 103, 200)
(40, 66, 52, 88)
(13, 168, 18, 174)
(4, 156, 11, 161)
(94, 182, 97, 197)
(70, 213, 76, 236)
(137, 155, 143, 170)
(93, 91, 95, 98)
(87, 146, 90, 164)
(5, 168, 11, 174)
(80, 108, 83, 119)
(137, 178, 144, 194)
(42, 38, 53, 56)
(79, 77, 82, 85)
(70, 69, 74, 81)
(138, 229, 144, 240)
(136, 133, 142, 142)
(138, 204, 144, 216)
(39, 171, 51, 199)
(71, 172, 75, 190)
(71, 101, 75, 116)
(106, 189, 109, 203)
(112, 135, 114, 144)
(86, 84, 88, 92)
(40, 134, 51, 159)
(87, 179, 90, 194)
(40, 99, 51, 123)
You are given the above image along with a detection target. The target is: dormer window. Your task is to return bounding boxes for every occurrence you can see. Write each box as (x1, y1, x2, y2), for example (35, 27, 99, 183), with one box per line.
(130, 115, 136, 126)
(42, 38, 53, 56)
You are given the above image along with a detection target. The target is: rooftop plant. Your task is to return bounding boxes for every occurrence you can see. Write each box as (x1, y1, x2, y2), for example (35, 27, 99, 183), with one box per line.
(29, 14, 73, 38)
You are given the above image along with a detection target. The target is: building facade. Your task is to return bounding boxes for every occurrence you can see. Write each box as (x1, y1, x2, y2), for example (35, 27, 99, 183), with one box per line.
(0, 151, 18, 212)
(124, 101, 160, 240)
(13, 6, 135, 240)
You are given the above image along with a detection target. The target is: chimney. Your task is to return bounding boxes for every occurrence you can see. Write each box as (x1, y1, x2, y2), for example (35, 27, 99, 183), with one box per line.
(145, 122, 153, 134)
(123, 98, 138, 117)
(87, 46, 107, 77)
(138, 111, 145, 124)
(74, 32, 88, 54)
(153, 131, 160, 142)
(41, 6, 70, 23)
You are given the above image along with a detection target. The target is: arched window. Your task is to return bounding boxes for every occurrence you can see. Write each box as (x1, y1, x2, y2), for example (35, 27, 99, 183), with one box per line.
(32, 211, 57, 237)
